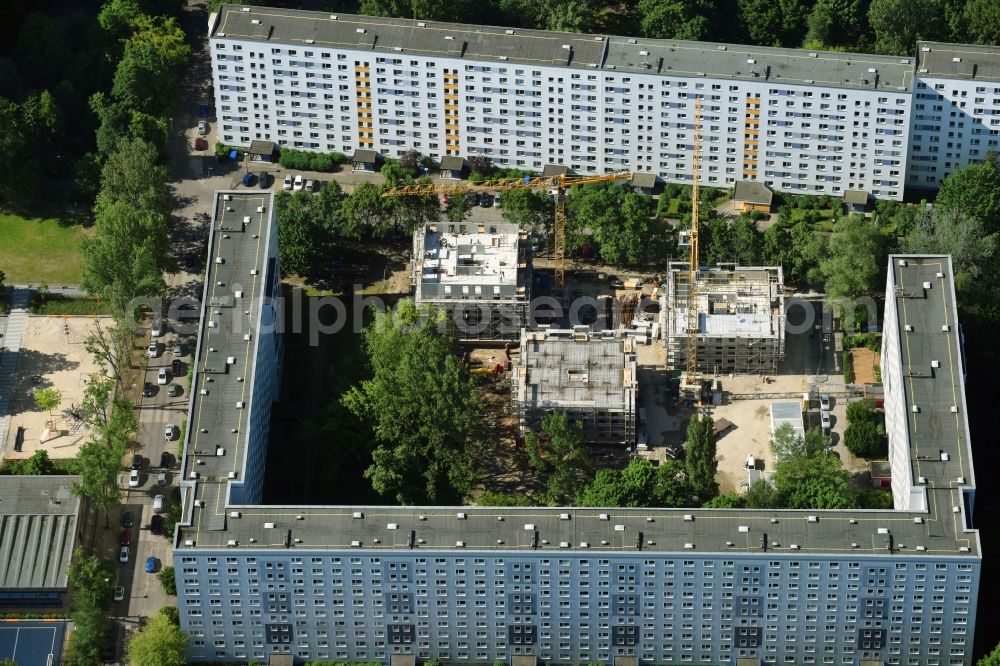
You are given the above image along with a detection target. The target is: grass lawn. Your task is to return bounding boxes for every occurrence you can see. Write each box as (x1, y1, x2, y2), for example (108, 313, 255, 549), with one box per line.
(0, 212, 91, 284)
(790, 207, 836, 222)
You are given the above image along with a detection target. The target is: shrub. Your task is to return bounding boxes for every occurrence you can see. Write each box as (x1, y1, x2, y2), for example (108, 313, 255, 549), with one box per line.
(158, 566, 176, 595)
(214, 142, 243, 160)
(278, 148, 345, 172)
(843, 350, 852, 383)
(844, 420, 886, 459)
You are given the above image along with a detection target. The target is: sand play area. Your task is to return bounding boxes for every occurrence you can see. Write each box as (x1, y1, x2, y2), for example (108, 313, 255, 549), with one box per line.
(2, 316, 110, 461)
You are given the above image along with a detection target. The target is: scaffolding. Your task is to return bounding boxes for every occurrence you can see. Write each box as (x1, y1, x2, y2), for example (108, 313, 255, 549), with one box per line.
(511, 328, 638, 445)
(661, 263, 785, 375)
(412, 221, 532, 341)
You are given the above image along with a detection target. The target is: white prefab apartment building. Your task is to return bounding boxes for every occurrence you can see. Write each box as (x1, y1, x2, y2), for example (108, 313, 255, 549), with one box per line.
(208, 7, 1000, 201)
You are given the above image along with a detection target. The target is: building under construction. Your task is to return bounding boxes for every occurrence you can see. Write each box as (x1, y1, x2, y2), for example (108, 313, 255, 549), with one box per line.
(412, 221, 532, 341)
(512, 328, 638, 445)
(661, 263, 786, 375)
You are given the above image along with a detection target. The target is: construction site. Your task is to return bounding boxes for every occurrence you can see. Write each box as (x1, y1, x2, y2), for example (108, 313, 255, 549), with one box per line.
(411, 221, 532, 341)
(660, 263, 787, 376)
(511, 328, 638, 445)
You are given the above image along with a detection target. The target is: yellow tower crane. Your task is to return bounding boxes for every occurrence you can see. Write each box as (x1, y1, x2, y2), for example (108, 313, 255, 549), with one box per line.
(382, 170, 632, 296)
(686, 98, 702, 378)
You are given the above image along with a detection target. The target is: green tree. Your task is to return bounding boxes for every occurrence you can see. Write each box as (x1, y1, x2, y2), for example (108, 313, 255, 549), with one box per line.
(685, 413, 718, 500)
(904, 208, 1000, 293)
(81, 201, 168, 317)
(844, 419, 885, 459)
(476, 491, 533, 506)
(524, 412, 591, 505)
(868, 0, 946, 55)
(275, 190, 328, 276)
(342, 182, 392, 238)
(576, 459, 693, 508)
(22, 449, 55, 475)
(126, 608, 188, 666)
(112, 16, 190, 115)
(773, 452, 853, 509)
(966, 0, 1000, 45)
(14, 13, 70, 87)
(744, 479, 782, 508)
(445, 192, 474, 223)
(94, 137, 170, 217)
(342, 301, 482, 504)
(821, 214, 887, 299)
(730, 215, 763, 265)
(804, 0, 868, 48)
(499, 188, 550, 234)
(158, 566, 176, 595)
(82, 372, 114, 432)
(67, 549, 115, 665)
(33, 387, 61, 424)
(98, 0, 143, 41)
(703, 491, 745, 508)
(72, 438, 127, 528)
(935, 155, 1000, 232)
(846, 397, 878, 424)
(761, 224, 788, 266)
(738, 0, 810, 46)
(978, 639, 1000, 666)
(0, 98, 41, 208)
(638, 0, 714, 39)
(771, 423, 830, 462)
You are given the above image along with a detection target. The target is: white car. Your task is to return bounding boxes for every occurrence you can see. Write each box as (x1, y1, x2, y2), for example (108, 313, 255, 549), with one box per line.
(821, 410, 832, 434)
(157, 367, 169, 385)
(820, 393, 831, 411)
(128, 469, 140, 487)
(305, 178, 316, 192)
(164, 424, 177, 440)
(283, 174, 292, 190)
(113, 586, 125, 602)
(293, 175, 304, 191)
(151, 319, 163, 336)
(153, 494, 165, 513)
(119, 546, 129, 564)
(147, 340, 159, 358)
(197, 120, 208, 135)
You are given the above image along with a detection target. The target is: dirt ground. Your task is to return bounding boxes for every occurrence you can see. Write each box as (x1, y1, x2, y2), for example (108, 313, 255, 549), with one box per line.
(850, 347, 880, 385)
(2, 316, 109, 461)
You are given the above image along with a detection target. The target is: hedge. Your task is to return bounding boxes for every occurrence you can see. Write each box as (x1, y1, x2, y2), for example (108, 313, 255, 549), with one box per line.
(278, 148, 345, 172)
(843, 350, 852, 384)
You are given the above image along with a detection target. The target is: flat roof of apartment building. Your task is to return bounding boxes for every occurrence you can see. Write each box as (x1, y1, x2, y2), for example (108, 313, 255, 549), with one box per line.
(211, 5, 917, 92)
(178, 191, 275, 536)
(887, 255, 976, 516)
(0, 476, 80, 590)
(414, 221, 529, 302)
(174, 202, 979, 557)
(917, 41, 1000, 80)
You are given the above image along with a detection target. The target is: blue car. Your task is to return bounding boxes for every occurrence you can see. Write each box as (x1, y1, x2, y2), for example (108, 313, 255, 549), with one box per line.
(145, 556, 158, 573)
(198, 104, 209, 117)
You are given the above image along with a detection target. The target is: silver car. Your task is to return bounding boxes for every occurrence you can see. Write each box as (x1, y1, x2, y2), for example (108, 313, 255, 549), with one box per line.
(820, 410, 832, 434)
(820, 394, 831, 411)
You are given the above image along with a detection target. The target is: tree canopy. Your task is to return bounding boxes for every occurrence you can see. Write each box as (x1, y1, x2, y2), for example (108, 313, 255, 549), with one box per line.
(821, 214, 887, 300)
(685, 413, 718, 501)
(342, 301, 483, 504)
(577, 459, 694, 508)
(126, 607, 188, 666)
(524, 411, 591, 505)
(934, 154, 1000, 233)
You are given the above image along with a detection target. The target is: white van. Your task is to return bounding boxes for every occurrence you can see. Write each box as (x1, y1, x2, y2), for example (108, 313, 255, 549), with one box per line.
(153, 494, 165, 513)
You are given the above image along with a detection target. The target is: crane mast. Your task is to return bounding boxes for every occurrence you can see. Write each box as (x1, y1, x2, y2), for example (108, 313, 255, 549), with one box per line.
(686, 98, 702, 378)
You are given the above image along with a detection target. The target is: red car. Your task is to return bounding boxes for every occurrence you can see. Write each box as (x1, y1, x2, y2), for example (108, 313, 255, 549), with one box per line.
(120, 529, 131, 547)
(194, 137, 208, 151)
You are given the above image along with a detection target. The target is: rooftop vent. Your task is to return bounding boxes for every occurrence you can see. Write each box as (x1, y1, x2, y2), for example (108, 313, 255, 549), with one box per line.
(456, 512, 467, 519)
(305, 39, 314, 44)
(951, 405, 959, 413)
(912, 405, 921, 413)
(224, 194, 232, 200)
(614, 524, 626, 531)
(807, 515, 818, 523)
(559, 513, 570, 520)
(524, 523, 535, 530)
(878, 527, 890, 534)
(351, 540, 361, 547)
(598, 513, 609, 520)
(916, 545, 927, 551)
(953, 57, 962, 63)
(356, 28, 366, 34)
(914, 517, 924, 524)
(898, 259, 908, 266)
(417, 21, 426, 27)
(227, 539, 238, 546)
(936, 271, 944, 278)
(387, 523, 398, 530)
(931, 360, 940, 368)
(747, 58, 756, 64)
(941, 451, 951, 461)
(184, 539, 195, 546)
(445, 35, 454, 40)
(241, 6, 250, 10)
(230, 511, 241, 518)
(455, 540, 465, 547)
(942, 324, 951, 332)
(264, 522, 275, 529)
(683, 514, 694, 522)
(505, 29, 514, 34)
(738, 526, 749, 533)
(684, 543, 694, 549)
(251, 19, 260, 24)
(580, 541, 589, 548)
(562, 44, 571, 50)
(353, 511, 364, 519)
(958, 475, 966, 484)
(559, 541, 570, 548)
(790, 544, 800, 550)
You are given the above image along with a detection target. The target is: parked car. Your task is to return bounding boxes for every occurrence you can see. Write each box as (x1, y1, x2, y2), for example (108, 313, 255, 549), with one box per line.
(122, 511, 133, 528)
(241, 171, 255, 187)
(153, 495, 165, 513)
(305, 178, 316, 192)
(480, 193, 494, 207)
(194, 137, 208, 151)
(820, 393, 831, 411)
(665, 443, 685, 460)
(151, 319, 163, 336)
(171, 341, 183, 357)
(165, 424, 177, 440)
(150, 514, 164, 535)
(157, 367, 168, 385)
(145, 556, 158, 573)
(293, 174, 304, 191)
(160, 451, 171, 468)
(468, 192, 481, 206)
(167, 383, 181, 398)
(198, 104, 209, 117)
(128, 469, 140, 488)
(147, 340, 159, 358)
(113, 586, 125, 602)
(439, 193, 450, 205)
(171, 359, 184, 375)
(142, 382, 155, 398)
(821, 410, 832, 434)
(131, 454, 142, 470)
(258, 172, 270, 188)
(283, 174, 292, 190)
(197, 120, 208, 135)
(120, 529, 131, 547)
(157, 471, 167, 487)
(119, 546, 129, 564)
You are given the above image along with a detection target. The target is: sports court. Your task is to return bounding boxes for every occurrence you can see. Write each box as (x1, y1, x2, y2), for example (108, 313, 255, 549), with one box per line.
(0, 621, 66, 666)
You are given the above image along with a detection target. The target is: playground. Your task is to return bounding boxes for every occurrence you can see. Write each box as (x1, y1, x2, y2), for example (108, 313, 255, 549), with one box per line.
(2, 316, 110, 462)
